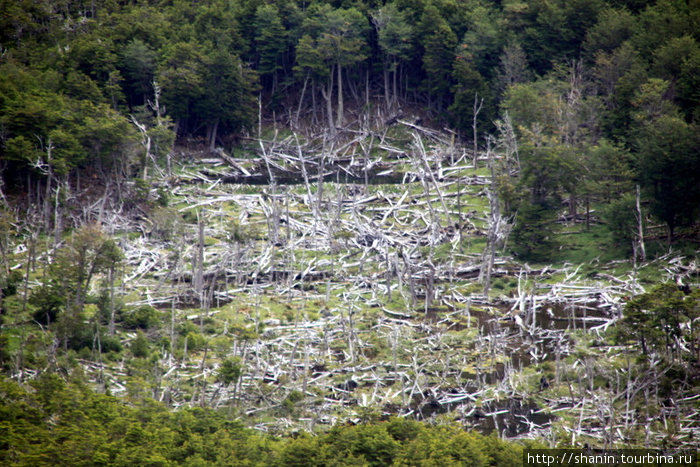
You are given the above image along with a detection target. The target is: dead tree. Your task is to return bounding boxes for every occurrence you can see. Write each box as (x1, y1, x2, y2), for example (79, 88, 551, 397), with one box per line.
(194, 212, 205, 312)
(130, 116, 152, 180)
(260, 134, 281, 244)
(479, 140, 505, 296)
(411, 132, 451, 247)
(472, 93, 483, 169)
(634, 184, 646, 266)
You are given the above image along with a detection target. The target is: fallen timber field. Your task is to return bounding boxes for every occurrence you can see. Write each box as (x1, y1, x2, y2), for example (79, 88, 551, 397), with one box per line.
(18, 120, 699, 450)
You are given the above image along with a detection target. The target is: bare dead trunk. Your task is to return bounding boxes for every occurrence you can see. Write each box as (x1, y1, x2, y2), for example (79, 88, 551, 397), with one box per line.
(336, 61, 344, 127)
(635, 185, 646, 262)
(195, 213, 204, 310)
(311, 80, 318, 126)
(108, 265, 116, 335)
(384, 63, 391, 110)
(321, 67, 335, 133)
(296, 73, 310, 128)
(392, 60, 398, 110)
(208, 119, 219, 152)
(472, 94, 483, 168)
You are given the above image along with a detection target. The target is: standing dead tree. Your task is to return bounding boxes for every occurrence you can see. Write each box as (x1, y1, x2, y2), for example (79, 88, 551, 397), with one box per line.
(633, 184, 646, 268)
(472, 93, 483, 169)
(479, 139, 508, 296)
(411, 132, 451, 247)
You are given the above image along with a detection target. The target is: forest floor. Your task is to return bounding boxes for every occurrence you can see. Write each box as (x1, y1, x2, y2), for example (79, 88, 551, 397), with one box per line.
(6, 121, 700, 450)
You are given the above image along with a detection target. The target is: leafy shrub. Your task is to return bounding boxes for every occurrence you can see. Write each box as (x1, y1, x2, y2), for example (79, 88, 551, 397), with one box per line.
(66, 322, 93, 351)
(100, 334, 123, 353)
(184, 331, 207, 352)
(601, 193, 637, 251)
(510, 201, 560, 262)
(121, 305, 160, 330)
(0, 375, 531, 466)
(281, 390, 304, 415)
(217, 357, 242, 385)
(131, 331, 150, 358)
(30, 284, 65, 326)
(386, 418, 422, 442)
(1, 269, 22, 299)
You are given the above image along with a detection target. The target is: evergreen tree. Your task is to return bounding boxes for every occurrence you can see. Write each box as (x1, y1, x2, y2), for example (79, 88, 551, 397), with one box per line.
(255, 4, 287, 93)
(448, 52, 490, 136)
(120, 39, 158, 108)
(420, 5, 457, 113)
(197, 47, 258, 150)
(372, 3, 414, 110)
(632, 92, 700, 241)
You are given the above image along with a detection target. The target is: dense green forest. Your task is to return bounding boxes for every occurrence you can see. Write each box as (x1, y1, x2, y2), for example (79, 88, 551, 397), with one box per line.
(1, 0, 700, 464)
(1, 0, 700, 243)
(1, 372, 536, 465)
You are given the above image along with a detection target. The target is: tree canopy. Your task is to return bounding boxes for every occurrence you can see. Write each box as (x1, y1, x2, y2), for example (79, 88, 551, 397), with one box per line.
(2, 0, 698, 244)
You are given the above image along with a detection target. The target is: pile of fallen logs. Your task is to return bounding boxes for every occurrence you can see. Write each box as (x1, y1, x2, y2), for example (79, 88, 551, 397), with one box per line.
(93, 123, 700, 448)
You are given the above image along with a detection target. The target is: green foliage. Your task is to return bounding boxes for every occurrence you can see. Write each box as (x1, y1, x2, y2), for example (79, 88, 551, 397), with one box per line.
(217, 357, 242, 386)
(420, 5, 457, 111)
(131, 331, 150, 358)
(584, 7, 637, 54)
(385, 417, 422, 442)
(120, 38, 158, 107)
(520, 0, 606, 73)
(100, 334, 123, 354)
(295, 33, 328, 81)
(511, 200, 560, 262)
(31, 224, 122, 330)
(0, 270, 21, 309)
(617, 283, 700, 362)
(198, 47, 258, 134)
(632, 101, 700, 239)
(0, 61, 135, 178)
(373, 4, 414, 61)
(0, 0, 699, 226)
(448, 54, 491, 134)
(582, 140, 634, 202)
(0, 374, 264, 465)
(281, 389, 305, 415)
(184, 331, 207, 353)
(601, 194, 637, 250)
(122, 305, 160, 331)
(158, 41, 206, 123)
(325, 423, 400, 466)
(0, 371, 595, 465)
(631, 0, 697, 57)
(592, 41, 649, 140)
(30, 283, 64, 326)
(306, 4, 369, 74)
(275, 433, 324, 467)
(255, 4, 287, 78)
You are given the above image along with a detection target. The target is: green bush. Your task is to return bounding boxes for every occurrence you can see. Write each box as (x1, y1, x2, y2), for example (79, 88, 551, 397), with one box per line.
(510, 201, 560, 262)
(30, 284, 64, 326)
(122, 305, 160, 330)
(217, 357, 242, 385)
(100, 334, 123, 353)
(184, 331, 207, 352)
(0, 375, 533, 466)
(281, 389, 304, 415)
(601, 193, 637, 251)
(0, 269, 22, 299)
(131, 331, 150, 358)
